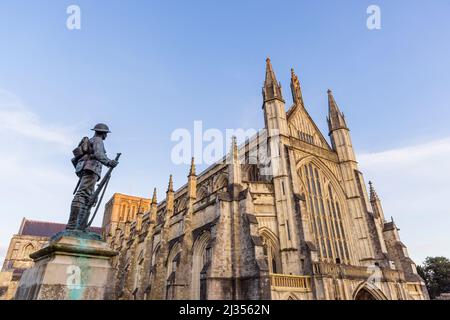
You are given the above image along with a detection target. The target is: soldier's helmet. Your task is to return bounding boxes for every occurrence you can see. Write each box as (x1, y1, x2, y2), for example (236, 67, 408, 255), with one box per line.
(91, 123, 111, 133)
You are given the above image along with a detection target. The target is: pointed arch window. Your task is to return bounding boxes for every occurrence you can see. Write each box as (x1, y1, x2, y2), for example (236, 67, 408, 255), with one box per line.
(302, 163, 350, 263)
(22, 243, 35, 259)
(192, 232, 211, 300)
(246, 165, 261, 182)
(196, 186, 209, 200)
(166, 244, 181, 300)
(213, 174, 229, 192)
(260, 231, 282, 274)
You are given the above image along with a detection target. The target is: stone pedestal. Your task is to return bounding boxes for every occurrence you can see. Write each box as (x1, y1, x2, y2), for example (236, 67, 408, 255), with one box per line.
(15, 232, 118, 300)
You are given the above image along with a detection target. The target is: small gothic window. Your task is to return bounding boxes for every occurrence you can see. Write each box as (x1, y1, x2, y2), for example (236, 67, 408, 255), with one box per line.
(271, 258, 277, 274)
(261, 235, 280, 274)
(263, 245, 268, 256)
(203, 247, 212, 266)
(169, 252, 180, 275)
(299, 131, 314, 144)
(23, 243, 35, 259)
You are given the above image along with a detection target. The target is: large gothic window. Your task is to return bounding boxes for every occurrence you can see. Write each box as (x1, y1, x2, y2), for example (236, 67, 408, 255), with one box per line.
(302, 163, 350, 264)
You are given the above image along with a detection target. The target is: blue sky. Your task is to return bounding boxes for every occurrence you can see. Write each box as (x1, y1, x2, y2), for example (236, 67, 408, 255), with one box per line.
(1, 0, 450, 265)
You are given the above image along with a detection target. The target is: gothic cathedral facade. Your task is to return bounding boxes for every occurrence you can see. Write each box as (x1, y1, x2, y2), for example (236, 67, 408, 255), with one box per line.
(103, 59, 428, 300)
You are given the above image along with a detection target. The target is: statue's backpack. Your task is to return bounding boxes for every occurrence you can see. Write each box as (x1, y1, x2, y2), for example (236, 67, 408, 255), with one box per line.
(71, 136, 92, 168)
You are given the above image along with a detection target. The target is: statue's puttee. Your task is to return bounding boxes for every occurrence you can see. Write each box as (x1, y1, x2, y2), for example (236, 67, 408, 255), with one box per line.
(67, 123, 119, 231)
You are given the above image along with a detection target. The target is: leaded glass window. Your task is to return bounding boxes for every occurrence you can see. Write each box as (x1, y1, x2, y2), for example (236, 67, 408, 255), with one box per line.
(302, 163, 350, 263)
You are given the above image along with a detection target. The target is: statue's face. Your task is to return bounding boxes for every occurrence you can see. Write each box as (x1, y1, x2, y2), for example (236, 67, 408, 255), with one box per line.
(102, 132, 108, 140)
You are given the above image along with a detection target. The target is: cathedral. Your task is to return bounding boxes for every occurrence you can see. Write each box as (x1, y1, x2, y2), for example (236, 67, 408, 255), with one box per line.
(101, 59, 428, 300)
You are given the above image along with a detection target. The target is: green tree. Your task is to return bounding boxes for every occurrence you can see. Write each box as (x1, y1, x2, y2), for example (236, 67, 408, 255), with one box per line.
(417, 256, 450, 299)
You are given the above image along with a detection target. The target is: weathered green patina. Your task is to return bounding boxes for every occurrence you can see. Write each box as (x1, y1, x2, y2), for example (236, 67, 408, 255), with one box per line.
(51, 230, 103, 242)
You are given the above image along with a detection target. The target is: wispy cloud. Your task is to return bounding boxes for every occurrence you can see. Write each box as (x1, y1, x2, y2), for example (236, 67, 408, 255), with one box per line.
(0, 89, 74, 147)
(358, 137, 450, 264)
(360, 137, 450, 172)
(0, 89, 77, 267)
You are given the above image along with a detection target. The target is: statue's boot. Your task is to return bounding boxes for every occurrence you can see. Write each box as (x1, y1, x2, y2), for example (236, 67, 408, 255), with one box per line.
(75, 205, 89, 231)
(66, 204, 81, 230)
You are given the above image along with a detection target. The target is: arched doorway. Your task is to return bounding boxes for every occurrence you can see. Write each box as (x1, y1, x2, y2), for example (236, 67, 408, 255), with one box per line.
(353, 283, 388, 300)
(355, 288, 377, 300)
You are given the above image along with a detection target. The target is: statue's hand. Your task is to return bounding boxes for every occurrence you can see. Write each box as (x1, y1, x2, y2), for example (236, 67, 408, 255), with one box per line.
(108, 160, 119, 168)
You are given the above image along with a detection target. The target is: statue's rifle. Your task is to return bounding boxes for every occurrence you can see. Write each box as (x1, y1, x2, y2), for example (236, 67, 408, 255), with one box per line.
(83, 153, 121, 229)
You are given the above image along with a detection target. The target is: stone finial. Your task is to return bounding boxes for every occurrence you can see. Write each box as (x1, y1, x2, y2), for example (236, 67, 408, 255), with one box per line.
(290, 68, 304, 106)
(149, 188, 158, 224)
(167, 175, 174, 193)
(136, 201, 144, 231)
(369, 181, 377, 201)
(166, 175, 175, 215)
(187, 158, 197, 200)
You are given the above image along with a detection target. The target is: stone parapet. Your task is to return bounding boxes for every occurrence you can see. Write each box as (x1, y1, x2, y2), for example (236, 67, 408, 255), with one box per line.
(313, 262, 405, 282)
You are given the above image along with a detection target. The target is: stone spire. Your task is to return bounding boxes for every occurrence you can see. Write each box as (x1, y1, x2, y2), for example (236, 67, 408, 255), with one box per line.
(150, 187, 158, 223)
(189, 157, 196, 176)
(166, 175, 175, 219)
(290, 68, 304, 106)
(136, 199, 144, 231)
(167, 174, 174, 193)
(369, 181, 385, 221)
(262, 57, 284, 103)
(188, 158, 197, 200)
(152, 187, 157, 205)
(228, 136, 242, 197)
(327, 89, 348, 133)
(231, 136, 239, 162)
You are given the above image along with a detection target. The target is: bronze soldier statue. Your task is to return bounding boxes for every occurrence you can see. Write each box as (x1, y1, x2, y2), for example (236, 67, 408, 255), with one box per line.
(67, 123, 119, 231)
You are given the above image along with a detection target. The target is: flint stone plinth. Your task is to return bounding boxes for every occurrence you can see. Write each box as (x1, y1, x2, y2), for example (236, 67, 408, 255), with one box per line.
(14, 233, 118, 300)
